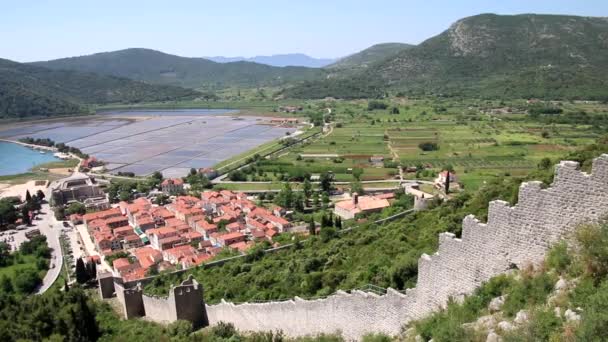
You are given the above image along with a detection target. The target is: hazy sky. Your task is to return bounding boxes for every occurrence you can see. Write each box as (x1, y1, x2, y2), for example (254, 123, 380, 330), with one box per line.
(2, 0, 608, 62)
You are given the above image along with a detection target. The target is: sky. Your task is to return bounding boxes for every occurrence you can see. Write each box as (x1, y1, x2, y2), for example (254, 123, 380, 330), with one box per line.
(2, 0, 608, 62)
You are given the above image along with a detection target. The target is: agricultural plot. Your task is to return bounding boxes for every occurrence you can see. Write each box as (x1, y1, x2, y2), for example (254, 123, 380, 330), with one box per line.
(270, 99, 603, 190)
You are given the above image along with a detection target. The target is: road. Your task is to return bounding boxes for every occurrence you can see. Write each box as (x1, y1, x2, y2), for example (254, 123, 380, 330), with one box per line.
(35, 199, 64, 294)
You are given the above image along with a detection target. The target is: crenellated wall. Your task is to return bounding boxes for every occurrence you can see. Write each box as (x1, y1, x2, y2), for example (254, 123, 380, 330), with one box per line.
(205, 155, 608, 340)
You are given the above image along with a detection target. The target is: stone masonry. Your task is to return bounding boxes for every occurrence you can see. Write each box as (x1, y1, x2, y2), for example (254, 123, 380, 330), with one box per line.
(106, 156, 608, 341)
(205, 155, 608, 340)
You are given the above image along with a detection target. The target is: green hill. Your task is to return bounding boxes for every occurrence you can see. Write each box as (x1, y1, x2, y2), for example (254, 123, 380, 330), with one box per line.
(285, 14, 608, 100)
(0, 58, 201, 119)
(326, 42, 414, 70)
(31, 48, 327, 90)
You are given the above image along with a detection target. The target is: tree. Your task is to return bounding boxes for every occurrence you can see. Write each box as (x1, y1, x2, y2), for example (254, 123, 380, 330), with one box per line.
(320, 172, 334, 193)
(303, 179, 312, 200)
(334, 216, 342, 229)
(13, 268, 40, 294)
(351, 181, 364, 195)
(352, 167, 363, 181)
(445, 170, 451, 194)
(308, 218, 316, 236)
(320, 226, 337, 243)
(64, 278, 69, 292)
(54, 206, 66, 220)
(293, 192, 305, 212)
(321, 193, 330, 209)
(25, 190, 32, 203)
(538, 157, 552, 170)
(419, 142, 439, 151)
(0, 199, 18, 227)
(312, 193, 320, 210)
(391, 107, 400, 114)
(75, 258, 89, 284)
(36, 190, 45, 201)
(0, 275, 13, 294)
(275, 183, 294, 209)
(65, 202, 86, 215)
(21, 206, 31, 226)
(86, 260, 97, 280)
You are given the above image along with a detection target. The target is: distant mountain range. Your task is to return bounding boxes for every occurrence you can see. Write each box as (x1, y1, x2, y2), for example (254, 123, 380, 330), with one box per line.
(0, 58, 201, 119)
(205, 53, 336, 68)
(31, 49, 326, 90)
(284, 14, 608, 100)
(8, 12, 608, 114)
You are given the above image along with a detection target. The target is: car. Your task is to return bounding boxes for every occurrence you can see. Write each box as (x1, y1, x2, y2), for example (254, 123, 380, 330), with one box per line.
(62, 222, 69, 228)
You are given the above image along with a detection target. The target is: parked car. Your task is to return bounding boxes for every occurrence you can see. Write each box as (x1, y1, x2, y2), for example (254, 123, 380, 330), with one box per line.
(62, 221, 69, 228)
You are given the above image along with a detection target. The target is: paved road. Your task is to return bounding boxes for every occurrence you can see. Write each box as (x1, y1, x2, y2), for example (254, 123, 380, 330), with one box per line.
(35, 200, 64, 294)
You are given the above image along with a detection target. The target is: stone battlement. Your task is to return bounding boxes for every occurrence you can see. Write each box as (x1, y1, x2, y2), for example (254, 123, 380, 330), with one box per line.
(105, 155, 608, 341)
(206, 155, 608, 340)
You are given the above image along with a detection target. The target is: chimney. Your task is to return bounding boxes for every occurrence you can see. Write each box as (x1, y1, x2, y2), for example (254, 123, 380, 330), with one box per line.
(352, 192, 359, 205)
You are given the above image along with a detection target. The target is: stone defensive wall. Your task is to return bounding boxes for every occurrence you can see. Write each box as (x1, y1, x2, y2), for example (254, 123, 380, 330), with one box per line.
(103, 155, 608, 341)
(205, 155, 608, 339)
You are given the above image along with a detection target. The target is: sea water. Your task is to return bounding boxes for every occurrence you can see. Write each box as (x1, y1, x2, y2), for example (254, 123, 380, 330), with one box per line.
(0, 142, 60, 176)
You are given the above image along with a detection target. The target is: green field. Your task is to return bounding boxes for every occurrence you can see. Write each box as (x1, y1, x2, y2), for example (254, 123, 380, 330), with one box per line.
(254, 98, 606, 190)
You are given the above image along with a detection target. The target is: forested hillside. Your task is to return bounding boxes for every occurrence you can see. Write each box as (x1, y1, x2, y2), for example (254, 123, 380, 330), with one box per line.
(0, 58, 202, 119)
(31, 48, 326, 90)
(285, 14, 608, 100)
(326, 43, 413, 70)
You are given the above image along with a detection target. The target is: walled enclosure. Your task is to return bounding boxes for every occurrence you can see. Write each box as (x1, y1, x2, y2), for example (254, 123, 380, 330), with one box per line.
(103, 156, 608, 340)
(205, 155, 608, 340)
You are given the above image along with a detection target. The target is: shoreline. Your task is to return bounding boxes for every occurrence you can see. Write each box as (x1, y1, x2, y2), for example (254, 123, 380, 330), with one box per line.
(0, 138, 58, 152)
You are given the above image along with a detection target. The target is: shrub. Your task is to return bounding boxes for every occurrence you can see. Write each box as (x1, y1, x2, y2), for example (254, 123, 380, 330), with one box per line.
(368, 100, 388, 110)
(546, 240, 571, 274)
(418, 142, 439, 151)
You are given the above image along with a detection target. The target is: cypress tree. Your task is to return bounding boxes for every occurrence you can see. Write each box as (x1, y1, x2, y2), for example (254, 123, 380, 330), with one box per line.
(75, 258, 88, 284)
(87, 261, 97, 280)
(25, 190, 32, 203)
(308, 218, 316, 236)
(21, 206, 31, 225)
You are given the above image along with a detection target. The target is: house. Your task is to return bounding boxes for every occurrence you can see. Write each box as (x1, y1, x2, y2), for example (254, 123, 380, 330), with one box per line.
(113, 226, 135, 238)
(369, 156, 385, 167)
(112, 258, 140, 275)
(148, 227, 178, 250)
(277, 106, 302, 113)
(161, 178, 184, 194)
(163, 245, 198, 265)
(434, 171, 458, 189)
(134, 247, 163, 269)
(216, 232, 246, 246)
(230, 241, 253, 253)
(182, 231, 204, 244)
(81, 157, 102, 169)
(105, 216, 129, 229)
(93, 232, 122, 252)
(194, 220, 218, 238)
(122, 234, 144, 249)
(334, 193, 391, 220)
(226, 221, 245, 233)
(198, 168, 218, 180)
